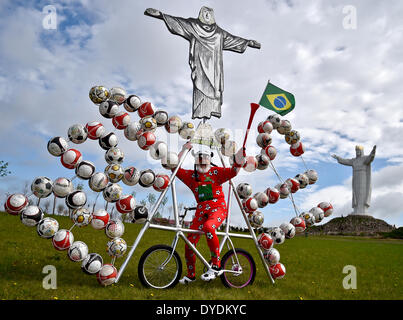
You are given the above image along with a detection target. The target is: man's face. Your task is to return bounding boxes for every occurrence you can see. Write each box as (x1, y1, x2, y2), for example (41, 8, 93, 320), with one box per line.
(195, 153, 211, 173)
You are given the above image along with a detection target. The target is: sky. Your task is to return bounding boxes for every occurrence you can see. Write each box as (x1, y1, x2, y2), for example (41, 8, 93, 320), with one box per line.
(0, 0, 403, 228)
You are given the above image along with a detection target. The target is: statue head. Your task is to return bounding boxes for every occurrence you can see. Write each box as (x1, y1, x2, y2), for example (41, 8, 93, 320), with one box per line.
(355, 145, 364, 157)
(198, 6, 216, 25)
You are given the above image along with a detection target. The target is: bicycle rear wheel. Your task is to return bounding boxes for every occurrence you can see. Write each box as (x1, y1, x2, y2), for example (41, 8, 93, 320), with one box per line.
(138, 244, 182, 289)
(220, 248, 256, 288)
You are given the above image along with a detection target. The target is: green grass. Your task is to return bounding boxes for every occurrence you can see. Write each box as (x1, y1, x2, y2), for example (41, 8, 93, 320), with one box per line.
(0, 212, 402, 300)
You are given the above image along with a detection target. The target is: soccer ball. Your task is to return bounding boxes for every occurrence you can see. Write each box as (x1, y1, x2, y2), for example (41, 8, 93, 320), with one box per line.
(257, 233, 274, 251)
(97, 264, 117, 286)
(4, 193, 28, 215)
(153, 174, 170, 192)
(82, 253, 103, 275)
(89, 172, 109, 192)
(256, 154, 270, 170)
(285, 178, 300, 193)
(47, 136, 69, 157)
(68, 241, 89, 262)
(300, 212, 315, 227)
(285, 130, 300, 145)
(102, 183, 122, 203)
(140, 115, 157, 132)
(122, 166, 140, 186)
(124, 94, 142, 112)
(71, 208, 92, 227)
(318, 202, 333, 217)
(52, 229, 74, 251)
(279, 222, 296, 239)
(20, 206, 44, 227)
(161, 152, 179, 170)
(139, 169, 156, 188)
(67, 124, 88, 144)
(91, 209, 110, 230)
(137, 131, 156, 150)
(269, 263, 286, 279)
(124, 121, 141, 141)
(267, 114, 281, 129)
(105, 163, 124, 183)
(277, 119, 292, 135)
(37, 217, 59, 238)
(99, 132, 118, 150)
(214, 128, 231, 145)
(249, 211, 264, 228)
(107, 237, 127, 258)
(116, 195, 136, 214)
(270, 227, 285, 245)
(243, 156, 257, 172)
(275, 183, 290, 199)
(109, 87, 126, 105)
(65, 190, 87, 209)
(31, 176, 53, 198)
(85, 121, 105, 140)
(99, 101, 119, 119)
(112, 111, 131, 130)
(242, 197, 258, 214)
(305, 169, 318, 184)
(262, 145, 277, 160)
(89, 86, 109, 104)
(179, 122, 195, 140)
(236, 183, 253, 199)
(133, 205, 148, 223)
(52, 177, 73, 198)
(153, 110, 169, 126)
(256, 133, 272, 149)
(105, 220, 125, 238)
(310, 207, 325, 223)
(105, 147, 124, 164)
(75, 160, 95, 180)
(61, 149, 82, 169)
(138, 102, 155, 118)
(221, 140, 237, 157)
(263, 248, 280, 266)
(290, 217, 306, 233)
(265, 187, 280, 204)
(165, 115, 182, 133)
(295, 173, 309, 189)
(254, 192, 269, 208)
(290, 141, 305, 157)
(149, 141, 168, 160)
(257, 120, 273, 134)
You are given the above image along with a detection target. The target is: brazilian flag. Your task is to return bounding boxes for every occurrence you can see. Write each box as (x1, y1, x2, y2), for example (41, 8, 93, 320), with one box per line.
(259, 81, 295, 116)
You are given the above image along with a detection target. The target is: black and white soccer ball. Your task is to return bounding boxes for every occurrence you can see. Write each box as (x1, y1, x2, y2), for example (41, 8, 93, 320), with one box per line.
(295, 173, 309, 189)
(107, 237, 127, 258)
(52, 177, 73, 198)
(236, 183, 253, 200)
(102, 183, 122, 203)
(99, 132, 118, 150)
(99, 101, 119, 118)
(124, 94, 142, 112)
(309, 207, 325, 223)
(279, 222, 296, 239)
(68, 241, 89, 262)
(31, 176, 53, 198)
(20, 205, 44, 227)
(149, 141, 168, 160)
(37, 217, 59, 238)
(270, 227, 285, 244)
(132, 205, 148, 223)
(67, 124, 88, 144)
(65, 190, 87, 209)
(105, 147, 124, 164)
(153, 110, 169, 126)
(47, 136, 69, 157)
(253, 192, 269, 208)
(139, 169, 156, 188)
(81, 253, 103, 275)
(267, 114, 281, 129)
(75, 160, 95, 180)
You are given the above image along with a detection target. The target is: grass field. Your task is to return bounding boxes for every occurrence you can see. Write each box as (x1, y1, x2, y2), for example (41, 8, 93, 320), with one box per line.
(1, 212, 402, 300)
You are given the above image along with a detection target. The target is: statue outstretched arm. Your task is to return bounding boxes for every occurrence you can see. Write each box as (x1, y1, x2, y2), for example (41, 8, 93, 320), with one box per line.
(144, 8, 163, 20)
(365, 145, 376, 165)
(247, 40, 261, 49)
(331, 154, 353, 166)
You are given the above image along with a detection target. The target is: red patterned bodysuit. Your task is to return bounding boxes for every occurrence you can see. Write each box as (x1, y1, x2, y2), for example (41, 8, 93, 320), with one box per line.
(176, 164, 241, 278)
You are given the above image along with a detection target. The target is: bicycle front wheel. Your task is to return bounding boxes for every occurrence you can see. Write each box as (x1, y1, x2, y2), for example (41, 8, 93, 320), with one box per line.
(220, 248, 256, 288)
(138, 244, 182, 289)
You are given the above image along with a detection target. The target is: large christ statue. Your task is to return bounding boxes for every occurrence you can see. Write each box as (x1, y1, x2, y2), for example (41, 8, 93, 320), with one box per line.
(332, 145, 376, 215)
(145, 7, 261, 120)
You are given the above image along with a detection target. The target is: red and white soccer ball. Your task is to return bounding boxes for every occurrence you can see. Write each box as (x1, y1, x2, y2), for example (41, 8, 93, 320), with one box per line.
(290, 216, 306, 233)
(257, 120, 273, 134)
(105, 219, 125, 239)
(138, 102, 155, 118)
(290, 141, 305, 157)
(4, 193, 28, 215)
(269, 263, 286, 279)
(61, 149, 82, 169)
(242, 197, 258, 214)
(153, 174, 170, 192)
(276, 183, 290, 199)
(116, 195, 136, 214)
(257, 233, 274, 251)
(262, 145, 277, 161)
(243, 156, 257, 172)
(318, 202, 333, 217)
(97, 264, 118, 286)
(52, 229, 74, 251)
(122, 166, 140, 186)
(254, 192, 269, 208)
(265, 187, 280, 204)
(112, 111, 131, 130)
(137, 131, 156, 150)
(277, 119, 292, 135)
(85, 121, 105, 140)
(285, 178, 300, 193)
(165, 116, 183, 134)
(256, 133, 272, 149)
(91, 209, 110, 230)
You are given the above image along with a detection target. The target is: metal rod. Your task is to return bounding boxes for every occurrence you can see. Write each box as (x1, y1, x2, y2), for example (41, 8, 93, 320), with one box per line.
(179, 231, 211, 269)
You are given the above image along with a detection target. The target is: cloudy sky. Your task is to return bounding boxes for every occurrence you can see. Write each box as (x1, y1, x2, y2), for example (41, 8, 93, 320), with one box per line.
(1, 0, 403, 228)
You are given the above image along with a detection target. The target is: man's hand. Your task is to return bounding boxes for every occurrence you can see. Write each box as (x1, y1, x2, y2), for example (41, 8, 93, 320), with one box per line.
(144, 8, 163, 19)
(248, 40, 261, 49)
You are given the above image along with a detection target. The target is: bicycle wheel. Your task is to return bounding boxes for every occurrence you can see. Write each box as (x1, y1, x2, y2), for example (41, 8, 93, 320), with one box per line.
(220, 248, 256, 288)
(138, 244, 182, 289)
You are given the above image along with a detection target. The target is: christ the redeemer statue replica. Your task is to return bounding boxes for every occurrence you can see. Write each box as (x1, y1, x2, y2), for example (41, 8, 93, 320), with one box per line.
(332, 145, 376, 215)
(145, 7, 261, 120)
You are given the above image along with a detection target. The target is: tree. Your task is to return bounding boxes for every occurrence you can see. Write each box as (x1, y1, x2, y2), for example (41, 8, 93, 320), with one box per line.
(160, 196, 168, 217)
(76, 183, 84, 190)
(42, 200, 51, 214)
(57, 204, 64, 215)
(147, 193, 156, 210)
(0, 160, 11, 177)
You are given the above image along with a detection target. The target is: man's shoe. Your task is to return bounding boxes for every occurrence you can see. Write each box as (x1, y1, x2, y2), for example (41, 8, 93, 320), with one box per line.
(179, 276, 196, 285)
(200, 267, 223, 282)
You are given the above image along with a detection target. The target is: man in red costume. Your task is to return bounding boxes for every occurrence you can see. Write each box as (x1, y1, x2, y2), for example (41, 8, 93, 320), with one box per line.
(174, 142, 245, 283)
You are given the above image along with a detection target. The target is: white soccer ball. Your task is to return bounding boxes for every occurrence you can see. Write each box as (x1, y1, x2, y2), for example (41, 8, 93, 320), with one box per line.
(179, 122, 195, 140)
(68, 241, 89, 262)
(37, 217, 59, 238)
(81, 253, 103, 275)
(279, 222, 296, 239)
(270, 227, 285, 245)
(310, 207, 325, 223)
(249, 211, 264, 228)
(89, 172, 109, 192)
(264, 248, 280, 266)
(47, 136, 69, 157)
(295, 173, 309, 189)
(31, 176, 53, 198)
(305, 169, 318, 185)
(103, 183, 122, 203)
(161, 152, 179, 170)
(68, 124, 88, 144)
(75, 160, 96, 180)
(65, 190, 87, 209)
(53, 177, 73, 198)
(254, 192, 269, 208)
(105, 147, 124, 164)
(105, 163, 124, 183)
(107, 237, 127, 258)
(149, 141, 168, 160)
(256, 154, 270, 170)
(20, 205, 44, 227)
(153, 110, 169, 126)
(124, 121, 141, 141)
(277, 119, 292, 135)
(105, 220, 125, 239)
(109, 87, 126, 105)
(236, 183, 253, 199)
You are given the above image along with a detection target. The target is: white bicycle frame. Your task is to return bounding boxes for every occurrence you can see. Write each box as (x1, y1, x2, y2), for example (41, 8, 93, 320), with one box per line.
(115, 146, 275, 285)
